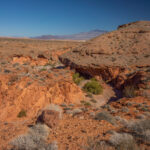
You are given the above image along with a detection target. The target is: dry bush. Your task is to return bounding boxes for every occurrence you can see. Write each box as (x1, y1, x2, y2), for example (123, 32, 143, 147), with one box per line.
(95, 111, 116, 125)
(125, 119, 150, 144)
(109, 132, 138, 150)
(45, 141, 58, 150)
(9, 75, 19, 84)
(114, 116, 129, 126)
(123, 85, 136, 98)
(84, 138, 113, 150)
(10, 124, 57, 150)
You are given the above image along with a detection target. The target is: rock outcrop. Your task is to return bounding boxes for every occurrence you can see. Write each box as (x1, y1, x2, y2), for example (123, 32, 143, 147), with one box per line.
(37, 110, 60, 128)
(0, 73, 85, 123)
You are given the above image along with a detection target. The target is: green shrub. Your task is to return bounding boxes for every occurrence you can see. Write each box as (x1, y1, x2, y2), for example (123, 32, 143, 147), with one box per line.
(72, 72, 84, 85)
(123, 85, 136, 98)
(84, 102, 91, 107)
(17, 109, 27, 118)
(83, 80, 103, 95)
(90, 78, 97, 81)
(39, 68, 47, 72)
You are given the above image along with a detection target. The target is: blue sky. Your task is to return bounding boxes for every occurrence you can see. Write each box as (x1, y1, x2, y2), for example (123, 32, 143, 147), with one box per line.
(0, 0, 150, 37)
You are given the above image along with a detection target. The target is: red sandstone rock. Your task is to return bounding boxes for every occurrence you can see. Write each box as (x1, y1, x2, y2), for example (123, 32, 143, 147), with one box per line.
(37, 110, 60, 128)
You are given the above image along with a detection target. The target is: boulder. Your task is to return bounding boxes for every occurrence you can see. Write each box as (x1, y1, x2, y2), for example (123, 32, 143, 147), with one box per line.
(37, 110, 60, 128)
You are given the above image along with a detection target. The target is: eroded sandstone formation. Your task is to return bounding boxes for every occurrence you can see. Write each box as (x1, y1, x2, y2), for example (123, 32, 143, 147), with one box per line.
(59, 21, 150, 89)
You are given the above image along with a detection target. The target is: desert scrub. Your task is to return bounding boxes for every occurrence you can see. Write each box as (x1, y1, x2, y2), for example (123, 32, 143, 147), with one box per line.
(135, 103, 143, 108)
(83, 79, 103, 95)
(84, 102, 91, 107)
(121, 107, 129, 113)
(17, 109, 27, 118)
(81, 100, 91, 107)
(12, 63, 20, 67)
(39, 68, 47, 72)
(135, 114, 145, 119)
(86, 92, 93, 98)
(115, 116, 128, 126)
(72, 72, 84, 85)
(95, 111, 116, 125)
(45, 61, 56, 68)
(101, 104, 111, 109)
(126, 102, 133, 106)
(8, 75, 19, 85)
(109, 132, 138, 150)
(134, 110, 139, 113)
(110, 109, 117, 114)
(25, 81, 32, 88)
(140, 107, 149, 112)
(45, 60, 53, 66)
(10, 124, 58, 150)
(85, 138, 111, 150)
(125, 119, 150, 144)
(80, 100, 86, 104)
(4, 69, 11, 73)
(90, 99, 97, 103)
(123, 85, 137, 98)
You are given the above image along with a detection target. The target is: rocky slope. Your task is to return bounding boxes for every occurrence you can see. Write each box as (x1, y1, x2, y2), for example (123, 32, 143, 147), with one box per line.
(59, 21, 150, 91)
(0, 38, 82, 62)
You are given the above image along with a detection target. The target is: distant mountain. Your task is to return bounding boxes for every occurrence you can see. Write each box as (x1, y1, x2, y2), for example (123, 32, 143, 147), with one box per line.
(31, 29, 107, 40)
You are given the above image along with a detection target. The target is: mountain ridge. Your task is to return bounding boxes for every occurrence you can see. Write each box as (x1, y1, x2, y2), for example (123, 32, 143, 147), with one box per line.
(31, 29, 107, 40)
